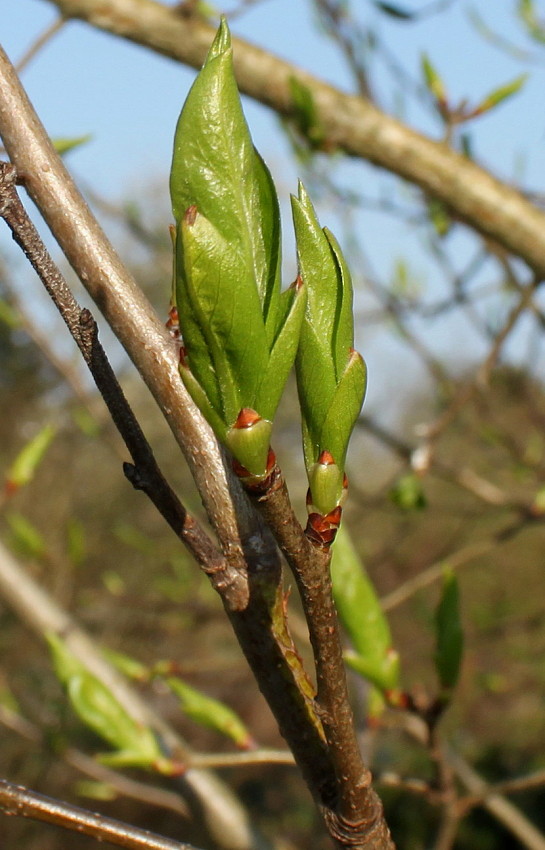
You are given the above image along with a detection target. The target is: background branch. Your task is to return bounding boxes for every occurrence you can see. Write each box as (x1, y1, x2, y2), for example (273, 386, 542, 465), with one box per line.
(39, 0, 545, 277)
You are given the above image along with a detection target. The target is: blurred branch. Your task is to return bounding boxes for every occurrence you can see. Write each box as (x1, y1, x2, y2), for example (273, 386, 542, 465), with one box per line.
(0, 705, 191, 819)
(0, 538, 256, 850)
(14, 16, 66, 73)
(37, 0, 545, 277)
(0, 779, 201, 850)
(448, 749, 545, 850)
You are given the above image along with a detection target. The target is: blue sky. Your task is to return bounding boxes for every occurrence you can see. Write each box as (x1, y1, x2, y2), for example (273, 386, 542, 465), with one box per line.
(2, 0, 545, 421)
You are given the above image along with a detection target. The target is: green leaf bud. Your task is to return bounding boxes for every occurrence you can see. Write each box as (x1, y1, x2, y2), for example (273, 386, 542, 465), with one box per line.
(291, 184, 366, 514)
(434, 568, 464, 693)
(169, 19, 305, 475)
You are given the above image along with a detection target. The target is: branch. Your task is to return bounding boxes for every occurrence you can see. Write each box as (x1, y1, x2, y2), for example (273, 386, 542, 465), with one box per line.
(0, 779, 201, 850)
(0, 42, 265, 584)
(0, 161, 247, 609)
(0, 539, 256, 850)
(39, 0, 545, 277)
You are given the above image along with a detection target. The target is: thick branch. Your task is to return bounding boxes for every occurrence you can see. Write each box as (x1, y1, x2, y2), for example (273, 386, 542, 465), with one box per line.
(40, 0, 545, 277)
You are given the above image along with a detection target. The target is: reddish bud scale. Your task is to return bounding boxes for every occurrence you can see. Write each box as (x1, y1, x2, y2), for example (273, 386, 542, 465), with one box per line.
(232, 447, 277, 492)
(305, 505, 343, 549)
(184, 204, 198, 226)
(317, 449, 335, 466)
(233, 407, 262, 429)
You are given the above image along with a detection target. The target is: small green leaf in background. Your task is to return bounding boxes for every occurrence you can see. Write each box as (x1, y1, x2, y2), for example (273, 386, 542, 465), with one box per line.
(291, 183, 367, 516)
(434, 568, 464, 693)
(287, 76, 328, 151)
(102, 647, 149, 682)
(51, 134, 92, 156)
(167, 677, 256, 750)
(46, 633, 164, 770)
(0, 298, 20, 329)
(373, 1, 414, 20)
(427, 198, 451, 238)
(330, 524, 400, 693)
(518, 0, 545, 43)
(468, 74, 527, 118)
(390, 473, 427, 511)
(421, 54, 447, 107)
(5, 424, 56, 494)
(6, 513, 47, 560)
(169, 18, 306, 479)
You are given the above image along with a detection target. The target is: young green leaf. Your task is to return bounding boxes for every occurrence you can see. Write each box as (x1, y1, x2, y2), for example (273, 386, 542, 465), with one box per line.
(390, 473, 427, 511)
(470, 74, 528, 118)
(434, 568, 464, 692)
(421, 54, 447, 106)
(7, 513, 47, 560)
(167, 677, 255, 750)
(169, 18, 305, 479)
(292, 184, 366, 514)
(330, 524, 400, 692)
(47, 633, 162, 768)
(5, 424, 56, 493)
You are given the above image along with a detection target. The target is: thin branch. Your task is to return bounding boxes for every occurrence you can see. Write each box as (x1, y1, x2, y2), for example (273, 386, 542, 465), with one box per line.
(0, 42, 266, 581)
(0, 539, 256, 850)
(38, 0, 545, 277)
(0, 779, 201, 850)
(0, 161, 246, 609)
(14, 16, 66, 73)
(448, 749, 545, 850)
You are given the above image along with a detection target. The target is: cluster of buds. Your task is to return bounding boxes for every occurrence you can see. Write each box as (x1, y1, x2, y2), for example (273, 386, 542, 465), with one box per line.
(169, 19, 366, 539)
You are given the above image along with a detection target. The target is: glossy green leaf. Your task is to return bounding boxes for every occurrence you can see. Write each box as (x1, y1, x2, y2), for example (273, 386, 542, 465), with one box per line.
(331, 524, 400, 692)
(434, 568, 464, 691)
(47, 633, 161, 767)
(167, 677, 254, 749)
(6, 424, 56, 491)
(317, 350, 367, 472)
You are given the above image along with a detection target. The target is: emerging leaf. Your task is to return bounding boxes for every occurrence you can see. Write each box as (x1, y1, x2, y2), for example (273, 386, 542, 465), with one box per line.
(169, 18, 304, 478)
(167, 677, 255, 750)
(434, 568, 464, 692)
(331, 524, 400, 692)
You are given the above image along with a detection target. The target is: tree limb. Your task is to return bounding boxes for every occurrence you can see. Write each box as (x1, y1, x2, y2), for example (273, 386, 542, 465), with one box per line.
(38, 0, 545, 277)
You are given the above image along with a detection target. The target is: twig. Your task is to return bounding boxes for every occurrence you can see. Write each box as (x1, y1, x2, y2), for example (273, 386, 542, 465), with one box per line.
(0, 161, 247, 610)
(458, 769, 545, 813)
(14, 17, 66, 73)
(448, 749, 545, 850)
(0, 779, 200, 850)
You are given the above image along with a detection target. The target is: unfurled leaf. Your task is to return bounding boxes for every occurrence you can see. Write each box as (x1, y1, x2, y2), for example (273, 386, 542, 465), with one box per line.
(331, 524, 400, 692)
(167, 677, 255, 750)
(47, 633, 162, 769)
(51, 134, 92, 156)
(470, 74, 527, 118)
(5, 424, 56, 493)
(434, 569, 464, 692)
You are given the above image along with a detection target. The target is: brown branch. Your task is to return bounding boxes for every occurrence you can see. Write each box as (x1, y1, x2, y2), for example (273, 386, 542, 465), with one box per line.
(38, 0, 545, 277)
(0, 161, 246, 609)
(249, 469, 393, 849)
(0, 779, 201, 850)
